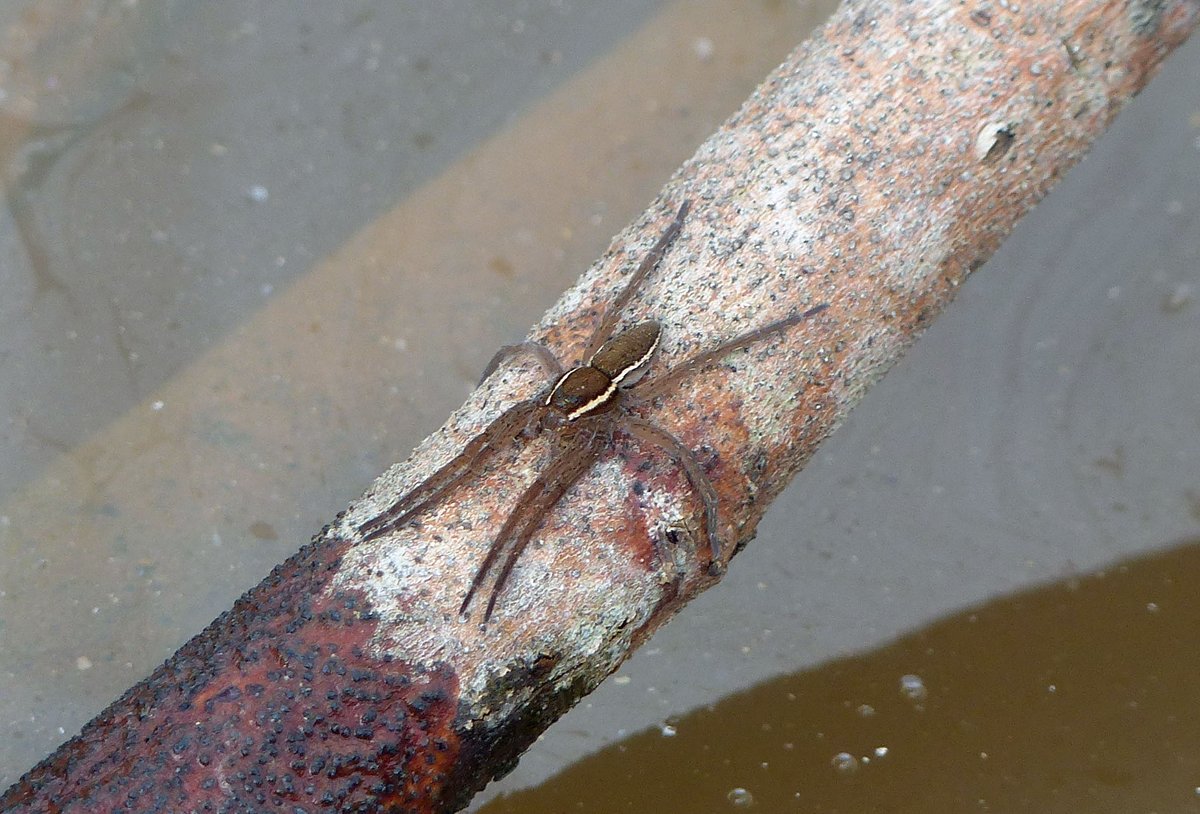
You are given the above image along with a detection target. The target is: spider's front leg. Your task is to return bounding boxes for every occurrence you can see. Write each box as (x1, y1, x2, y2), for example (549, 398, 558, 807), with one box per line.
(358, 396, 548, 542)
(478, 340, 563, 385)
(460, 423, 607, 622)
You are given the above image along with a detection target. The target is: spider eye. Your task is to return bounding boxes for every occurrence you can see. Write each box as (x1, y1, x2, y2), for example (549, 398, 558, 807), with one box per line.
(547, 366, 615, 420)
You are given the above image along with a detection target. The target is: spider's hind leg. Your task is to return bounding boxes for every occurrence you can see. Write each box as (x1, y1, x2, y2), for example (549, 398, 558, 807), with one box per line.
(582, 201, 690, 361)
(623, 416, 722, 566)
(635, 303, 829, 402)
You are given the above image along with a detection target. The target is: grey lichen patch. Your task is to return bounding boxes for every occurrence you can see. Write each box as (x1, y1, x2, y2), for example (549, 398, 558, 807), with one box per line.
(1130, 0, 1169, 34)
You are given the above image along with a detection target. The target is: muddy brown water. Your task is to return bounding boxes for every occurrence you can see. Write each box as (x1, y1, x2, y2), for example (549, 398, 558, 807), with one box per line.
(481, 540, 1200, 813)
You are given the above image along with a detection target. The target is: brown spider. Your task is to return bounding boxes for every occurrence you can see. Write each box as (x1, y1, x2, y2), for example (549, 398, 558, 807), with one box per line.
(358, 201, 828, 621)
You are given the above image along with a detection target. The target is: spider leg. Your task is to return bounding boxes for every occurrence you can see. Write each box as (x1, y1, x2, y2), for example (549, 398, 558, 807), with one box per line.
(479, 340, 563, 385)
(635, 303, 829, 401)
(623, 415, 721, 563)
(460, 426, 605, 621)
(582, 201, 690, 361)
(358, 396, 547, 542)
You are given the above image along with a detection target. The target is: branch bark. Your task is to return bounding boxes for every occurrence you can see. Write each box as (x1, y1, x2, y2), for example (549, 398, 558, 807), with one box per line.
(3, 0, 1196, 811)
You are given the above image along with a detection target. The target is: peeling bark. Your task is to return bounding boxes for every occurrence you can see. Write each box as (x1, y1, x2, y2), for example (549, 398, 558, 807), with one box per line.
(2, 0, 1196, 810)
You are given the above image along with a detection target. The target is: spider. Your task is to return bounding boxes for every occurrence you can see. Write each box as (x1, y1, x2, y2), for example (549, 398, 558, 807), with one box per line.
(358, 201, 828, 622)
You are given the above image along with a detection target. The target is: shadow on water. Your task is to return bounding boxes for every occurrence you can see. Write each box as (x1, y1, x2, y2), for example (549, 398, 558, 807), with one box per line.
(480, 539, 1200, 813)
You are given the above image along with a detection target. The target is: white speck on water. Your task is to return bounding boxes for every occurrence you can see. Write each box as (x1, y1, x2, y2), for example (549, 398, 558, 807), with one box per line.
(1107, 285, 1121, 300)
(857, 704, 875, 717)
(1146, 601, 1159, 613)
(613, 675, 631, 685)
(693, 37, 715, 62)
(660, 724, 677, 737)
(151, 400, 164, 411)
(75, 656, 93, 671)
(246, 184, 269, 203)
(726, 787, 754, 807)
(875, 746, 889, 758)
(831, 752, 858, 774)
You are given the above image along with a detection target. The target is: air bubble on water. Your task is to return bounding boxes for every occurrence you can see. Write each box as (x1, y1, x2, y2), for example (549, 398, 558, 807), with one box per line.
(899, 673, 927, 703)
(856, 703, 875, 717)
(726, 787, 754, 807)
(874, 746, 889, 758)
(660, 724, 677, 737)
(831, 752, 859, 774)
(1164, 283, 1194, 312)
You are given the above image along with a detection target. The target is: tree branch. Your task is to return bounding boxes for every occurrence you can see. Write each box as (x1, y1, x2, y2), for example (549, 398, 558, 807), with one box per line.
(3, 0, 1196, 811)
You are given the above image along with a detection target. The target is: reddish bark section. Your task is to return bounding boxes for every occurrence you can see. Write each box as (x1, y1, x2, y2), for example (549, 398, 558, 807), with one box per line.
(0, 524, 462, 814)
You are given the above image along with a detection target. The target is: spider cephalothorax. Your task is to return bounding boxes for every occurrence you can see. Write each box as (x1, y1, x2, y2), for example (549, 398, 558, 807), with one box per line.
(358, 201, 827, 621)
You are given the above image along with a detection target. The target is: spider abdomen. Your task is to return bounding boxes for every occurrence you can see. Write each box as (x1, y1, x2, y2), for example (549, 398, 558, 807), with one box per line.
(590, 321, 661, 388)
(547, 321, 662, 421)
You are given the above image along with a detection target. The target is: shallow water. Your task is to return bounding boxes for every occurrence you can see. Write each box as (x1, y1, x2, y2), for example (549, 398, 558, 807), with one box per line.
(482, 540, 1200, 812)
